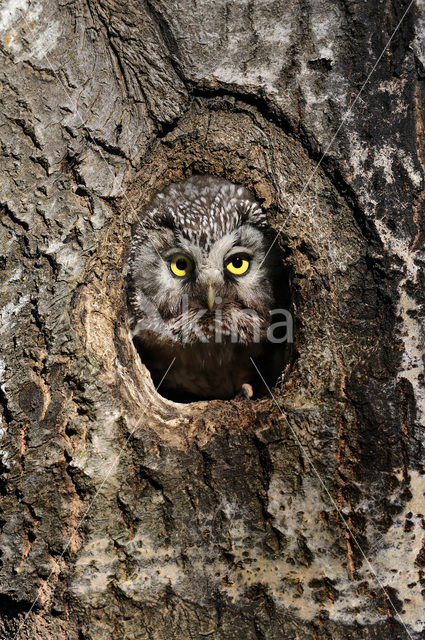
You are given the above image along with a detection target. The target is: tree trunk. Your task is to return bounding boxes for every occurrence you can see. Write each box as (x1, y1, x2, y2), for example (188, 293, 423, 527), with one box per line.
(0, 0, 424, 638)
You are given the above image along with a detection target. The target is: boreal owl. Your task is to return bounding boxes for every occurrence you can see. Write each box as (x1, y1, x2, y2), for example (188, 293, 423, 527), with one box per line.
(128, 175, 287, 401)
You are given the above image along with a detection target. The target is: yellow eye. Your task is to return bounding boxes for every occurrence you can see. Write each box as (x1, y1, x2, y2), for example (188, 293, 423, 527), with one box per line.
(170, 254, 193, 277)
(225, 255, 250, 275)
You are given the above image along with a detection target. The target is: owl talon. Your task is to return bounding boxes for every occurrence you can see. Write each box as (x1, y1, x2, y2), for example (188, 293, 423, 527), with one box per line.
(241, 383, 253, 400)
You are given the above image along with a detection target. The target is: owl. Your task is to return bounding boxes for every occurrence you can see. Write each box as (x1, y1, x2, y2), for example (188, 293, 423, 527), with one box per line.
(128, 175, 287, 401)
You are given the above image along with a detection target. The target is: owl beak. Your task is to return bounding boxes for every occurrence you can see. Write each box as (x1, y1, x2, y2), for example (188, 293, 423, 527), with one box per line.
(206, 284, 216, 311)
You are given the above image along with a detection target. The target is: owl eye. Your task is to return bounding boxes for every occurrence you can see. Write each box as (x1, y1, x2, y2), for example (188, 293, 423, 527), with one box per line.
(169, 254, 194, 277)
(225, 255, 250, 275)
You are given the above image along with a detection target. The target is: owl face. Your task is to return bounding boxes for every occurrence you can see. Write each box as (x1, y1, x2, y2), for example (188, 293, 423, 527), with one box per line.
(129, 176, 279, 345)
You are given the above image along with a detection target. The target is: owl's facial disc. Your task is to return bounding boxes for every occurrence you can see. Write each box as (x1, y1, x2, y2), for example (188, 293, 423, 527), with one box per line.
(145, 225, 273, 344)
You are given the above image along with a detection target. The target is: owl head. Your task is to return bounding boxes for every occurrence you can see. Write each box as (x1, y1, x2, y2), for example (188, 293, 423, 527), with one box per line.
(128, 175, 281, 345)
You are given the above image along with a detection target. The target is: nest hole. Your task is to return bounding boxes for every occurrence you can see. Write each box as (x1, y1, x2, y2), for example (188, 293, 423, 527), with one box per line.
(127, 175, 294, 404)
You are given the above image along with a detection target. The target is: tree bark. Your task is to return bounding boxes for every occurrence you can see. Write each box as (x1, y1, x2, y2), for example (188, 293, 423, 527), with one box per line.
(0, 0, 424, 638)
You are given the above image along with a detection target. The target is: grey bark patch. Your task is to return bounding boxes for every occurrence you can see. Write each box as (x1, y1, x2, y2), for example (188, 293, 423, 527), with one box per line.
(0, 0, 423, 638)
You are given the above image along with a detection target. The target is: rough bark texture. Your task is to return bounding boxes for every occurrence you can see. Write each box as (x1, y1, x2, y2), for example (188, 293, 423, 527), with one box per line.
(0, 0, 424, 638)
